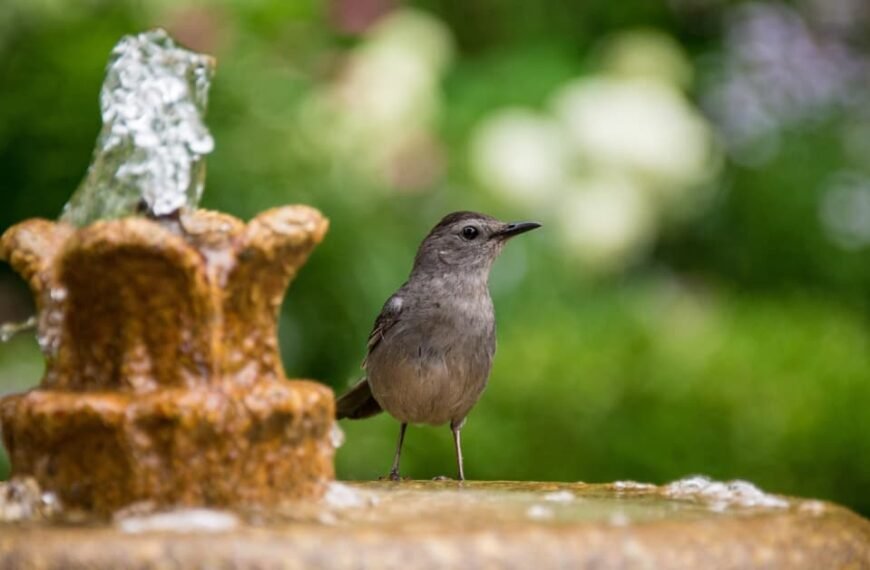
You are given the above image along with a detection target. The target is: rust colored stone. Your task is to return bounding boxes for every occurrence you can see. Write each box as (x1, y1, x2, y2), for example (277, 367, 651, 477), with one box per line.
(0, 206, 335, 513)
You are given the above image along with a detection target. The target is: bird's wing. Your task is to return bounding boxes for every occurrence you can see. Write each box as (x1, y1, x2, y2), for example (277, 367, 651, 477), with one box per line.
(362, 293, 404, 368)
(338, 292, 405, 420)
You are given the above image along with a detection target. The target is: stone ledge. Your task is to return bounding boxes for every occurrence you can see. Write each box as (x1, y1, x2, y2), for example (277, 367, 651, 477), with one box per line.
(0, 481, 867, 569)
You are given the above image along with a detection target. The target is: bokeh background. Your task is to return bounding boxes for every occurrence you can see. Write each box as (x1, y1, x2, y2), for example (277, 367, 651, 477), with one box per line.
(0, 0, 868, 515)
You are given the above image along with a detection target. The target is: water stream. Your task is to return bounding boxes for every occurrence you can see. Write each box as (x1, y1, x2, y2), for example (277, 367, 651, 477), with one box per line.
(61, 28, 214, 226)
(1, 29, 216, 345)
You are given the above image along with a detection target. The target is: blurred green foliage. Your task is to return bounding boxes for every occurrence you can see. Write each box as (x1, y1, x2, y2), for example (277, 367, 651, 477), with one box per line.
(0, 0, 868, 517)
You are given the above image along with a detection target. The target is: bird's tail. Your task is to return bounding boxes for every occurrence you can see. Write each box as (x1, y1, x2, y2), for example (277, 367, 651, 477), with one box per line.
(335, 377, 383, 420)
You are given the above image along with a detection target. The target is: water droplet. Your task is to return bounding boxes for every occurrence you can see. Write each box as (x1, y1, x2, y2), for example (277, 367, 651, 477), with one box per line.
(329, 423, 346, 449)
(50, 287, 67, 302)
(0, 315, 37, 343)
(116, 508, 239, 534)
(323, 482, 373, 509)
(542, 490, 575, 502)
(613, 480, 655, 491)
(526, 504, 554, 520)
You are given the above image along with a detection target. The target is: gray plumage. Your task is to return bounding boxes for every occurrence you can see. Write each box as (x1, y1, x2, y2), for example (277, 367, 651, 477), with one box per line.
(336, 211, 540, 480)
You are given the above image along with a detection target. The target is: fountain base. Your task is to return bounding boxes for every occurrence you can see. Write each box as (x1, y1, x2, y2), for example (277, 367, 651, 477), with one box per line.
(0, 206, 335, 513)
(0, 481, 867, 569)
(1, 379, 334, 513)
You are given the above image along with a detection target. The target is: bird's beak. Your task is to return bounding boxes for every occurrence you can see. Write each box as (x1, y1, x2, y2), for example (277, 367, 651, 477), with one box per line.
(495, 221, 542, 239)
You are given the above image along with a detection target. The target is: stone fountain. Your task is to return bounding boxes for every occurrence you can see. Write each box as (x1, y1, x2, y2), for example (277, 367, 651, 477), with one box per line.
(0, 30, 867, 569)
(0, 30, 334, 513)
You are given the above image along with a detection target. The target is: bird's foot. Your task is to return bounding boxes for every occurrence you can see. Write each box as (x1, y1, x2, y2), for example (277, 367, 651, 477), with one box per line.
(378, 470, 404, 482)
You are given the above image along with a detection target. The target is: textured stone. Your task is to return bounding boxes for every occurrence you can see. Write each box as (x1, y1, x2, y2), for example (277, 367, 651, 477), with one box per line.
(0, 207, 335, 513)
(0, 481, 867, 569)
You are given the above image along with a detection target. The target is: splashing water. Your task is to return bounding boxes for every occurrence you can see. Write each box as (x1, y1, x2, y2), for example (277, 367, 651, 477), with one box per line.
(61, 29, 215, 226)
(664, 475, 789, 510)
(329, 422, 346, 449)
(542, 490, 575, 503)
(0, 478, 61, 523)
(612, 480, 656, 491)
(323, 482, 378, 509)
(2, 30, 214, 340)
(0, 316, 37, 343)
(526, 504, 555, 520)
(115, 508, 239, 534)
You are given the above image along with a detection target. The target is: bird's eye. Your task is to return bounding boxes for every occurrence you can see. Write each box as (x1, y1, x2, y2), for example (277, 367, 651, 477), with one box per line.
(461, 226, 479, 240)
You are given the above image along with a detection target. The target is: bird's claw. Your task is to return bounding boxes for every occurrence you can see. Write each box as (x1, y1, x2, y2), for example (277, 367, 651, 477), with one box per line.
(377, 470, 403, 482)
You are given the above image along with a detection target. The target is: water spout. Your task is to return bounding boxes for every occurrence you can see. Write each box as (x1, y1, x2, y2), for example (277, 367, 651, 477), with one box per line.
(60, 29, 215, 226)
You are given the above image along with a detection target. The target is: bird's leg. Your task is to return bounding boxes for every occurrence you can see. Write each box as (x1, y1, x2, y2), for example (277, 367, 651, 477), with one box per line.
(451, 420, 465, 481)
(389, 423, 408, 481)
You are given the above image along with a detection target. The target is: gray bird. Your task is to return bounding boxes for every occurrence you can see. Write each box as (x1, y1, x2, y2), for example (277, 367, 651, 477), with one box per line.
(335, 211, 540, 480)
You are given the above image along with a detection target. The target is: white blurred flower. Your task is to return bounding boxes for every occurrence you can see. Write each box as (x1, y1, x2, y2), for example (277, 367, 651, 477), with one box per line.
(599, 29, 694, 89)
(552, 77, 715, 197)
(470, 108, 568, 207)
(467, 29, 720, 275)
(337, 42, 439, 138)
(557, 172, 656, 272)
(364, 8, 453, 75)
(338, 8, 451, 140)
(820, 172, 870, 250)
(299, 8, 452, 190)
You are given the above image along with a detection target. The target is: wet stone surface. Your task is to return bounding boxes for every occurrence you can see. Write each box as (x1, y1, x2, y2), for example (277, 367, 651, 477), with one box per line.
(0, 207, 335, 512)
(0, 480, 867, 569)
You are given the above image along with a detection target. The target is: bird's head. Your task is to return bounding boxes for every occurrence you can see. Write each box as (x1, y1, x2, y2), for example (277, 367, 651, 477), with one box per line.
(411, 211, 541, 275)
